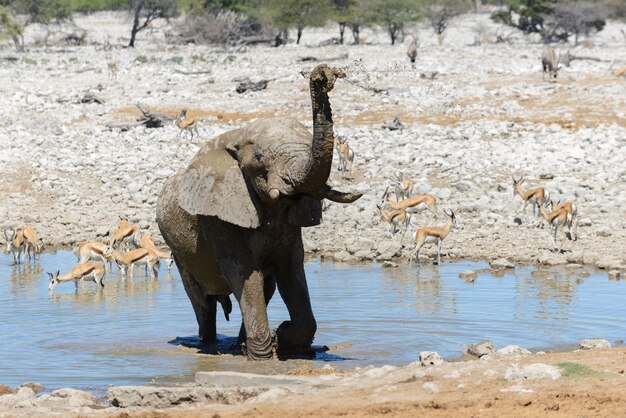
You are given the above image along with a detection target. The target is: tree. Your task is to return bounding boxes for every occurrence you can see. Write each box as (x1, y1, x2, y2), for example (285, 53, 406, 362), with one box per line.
(11, 0, 72, 25)
(128, 0, 177, 47)
(545, 2, 606, 45)
(423, 0, 470, 42)
(491, 0, 553, 35)
(345, 0, 371, 44)
(1, 0, 72, 50)
(265, 0, 331, 44)
(369, 0, 420, 45)
(491, 0, 607, 44)
(330, 0, 354, 44)
(0, 5, 23, 50)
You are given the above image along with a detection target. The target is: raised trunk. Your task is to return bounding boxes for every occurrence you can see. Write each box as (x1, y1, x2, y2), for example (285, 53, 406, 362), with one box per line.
(299, 65, 341, 193)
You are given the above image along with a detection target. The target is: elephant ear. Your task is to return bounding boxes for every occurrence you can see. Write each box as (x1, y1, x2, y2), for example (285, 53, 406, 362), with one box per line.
(178, 149, 260, 229)
(288, 195, 322, 227)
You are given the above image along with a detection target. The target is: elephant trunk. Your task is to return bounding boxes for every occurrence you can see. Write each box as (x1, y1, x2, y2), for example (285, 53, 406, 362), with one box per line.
(297, 64, 345, 194)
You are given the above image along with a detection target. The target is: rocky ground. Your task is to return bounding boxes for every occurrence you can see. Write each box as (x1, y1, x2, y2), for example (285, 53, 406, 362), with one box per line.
(1, 340, 625, 417)
(1, 13, 625, 271)
(1, 11, 626, 416)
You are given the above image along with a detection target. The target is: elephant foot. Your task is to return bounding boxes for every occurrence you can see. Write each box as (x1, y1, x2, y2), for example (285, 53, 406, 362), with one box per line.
(240, 334, 273, 360)
(275, 320, 316, 356)
(198, 326, 217, 344)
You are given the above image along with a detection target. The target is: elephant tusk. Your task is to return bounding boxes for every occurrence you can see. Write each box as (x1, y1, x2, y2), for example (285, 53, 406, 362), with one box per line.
(324, 189, 363, 204)
(269, 189, 280, 199)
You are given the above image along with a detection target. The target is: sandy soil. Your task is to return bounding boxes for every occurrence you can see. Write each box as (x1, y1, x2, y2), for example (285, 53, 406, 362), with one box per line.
(97, 348, 626, 417)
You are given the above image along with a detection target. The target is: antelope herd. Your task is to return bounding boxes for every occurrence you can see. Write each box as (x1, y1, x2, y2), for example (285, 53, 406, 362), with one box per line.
(370, 168, 578, 266)
(2, 219, 175, 292)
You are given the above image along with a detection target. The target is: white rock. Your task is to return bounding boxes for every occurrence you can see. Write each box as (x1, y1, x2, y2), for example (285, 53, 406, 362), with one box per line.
(490, 258, 515, 269)
(422, 382, 439, 393)
(419, 351, 445, 367)
(496, 345, 532, 357)
(465, 341, 496, 358)
(579, 338, 612, 350)
(504, 363, 561, 381)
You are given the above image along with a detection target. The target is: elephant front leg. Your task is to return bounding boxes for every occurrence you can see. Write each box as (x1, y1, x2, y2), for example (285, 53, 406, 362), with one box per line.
(237, 273, 276, 347)
(274, 245, 317, 356)
(236, 271, 273, 360)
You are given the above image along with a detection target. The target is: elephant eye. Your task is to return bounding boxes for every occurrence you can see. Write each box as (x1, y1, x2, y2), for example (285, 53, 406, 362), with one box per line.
(255, 149, 264, 161)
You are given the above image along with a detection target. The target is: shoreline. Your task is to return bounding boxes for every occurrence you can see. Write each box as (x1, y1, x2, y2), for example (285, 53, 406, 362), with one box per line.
(25, 240, 626, 273)
(1, 342, 624, 416)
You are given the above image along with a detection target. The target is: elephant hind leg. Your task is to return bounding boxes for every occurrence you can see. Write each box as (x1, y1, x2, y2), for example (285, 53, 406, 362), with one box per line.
(178, 267, 218, 343)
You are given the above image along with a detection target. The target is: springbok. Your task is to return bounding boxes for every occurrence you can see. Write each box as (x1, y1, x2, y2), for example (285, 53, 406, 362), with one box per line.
(106, 54, 118, 80)
(112, 248, 159, 280)
(541, 48, 560, 82)
(381, 188, 440, 224)
(77, 242, 113, 271)
(174, 108, 199, 141)
(512, 175, 550, 219)
(139, 234, 175, 270)
(3, 228, 25, 264)
(538, 204, 573, 251)
(22, 225, 44, 261)
(552, 200, 578, 240)
(109, 219, 141, 250)
(392, 172, 414, 201)
(377, 204, 409, 237)
(409, 209, 457, 266)
(48, 262, 106, 292)
(407, 38, 417, 66)
(335, 136, 354, 179)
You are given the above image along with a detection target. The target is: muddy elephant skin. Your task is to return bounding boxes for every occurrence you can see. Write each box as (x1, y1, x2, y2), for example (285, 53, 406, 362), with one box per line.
(156, 65, 362, 360)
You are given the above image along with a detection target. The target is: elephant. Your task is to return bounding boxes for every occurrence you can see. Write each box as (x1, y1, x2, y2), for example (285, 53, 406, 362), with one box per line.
(156, 64, 362, 360)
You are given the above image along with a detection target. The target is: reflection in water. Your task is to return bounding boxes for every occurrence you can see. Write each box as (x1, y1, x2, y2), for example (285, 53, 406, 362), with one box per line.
(0, 252, 625, 391)
(10, 263, 43, 298)
(410, 265, 458, 317)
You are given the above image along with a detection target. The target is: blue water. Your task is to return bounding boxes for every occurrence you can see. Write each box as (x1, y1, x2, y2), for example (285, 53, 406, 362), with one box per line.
(0, 251, 624, 390)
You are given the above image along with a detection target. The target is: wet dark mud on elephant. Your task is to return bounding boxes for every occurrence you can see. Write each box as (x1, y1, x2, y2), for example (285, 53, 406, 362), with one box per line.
(157, 64, 363, 360)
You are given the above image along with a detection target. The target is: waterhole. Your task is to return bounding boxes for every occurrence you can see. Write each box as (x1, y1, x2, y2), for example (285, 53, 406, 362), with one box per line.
(1, 251, 623, 391)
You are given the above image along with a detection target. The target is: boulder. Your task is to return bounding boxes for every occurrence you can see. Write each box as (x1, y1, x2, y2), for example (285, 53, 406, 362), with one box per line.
(195, 371, 308, 388)
(495, 345, 532, 357)
(95, 226, 109, 237)
(18, 382, 44, 394)
(50, 388, 97, 407)
(490, 258, 515, 269)
(108, 385, 265, 408)
(0, 387, 36, 408)
(465, 341, 496, 358)
(608, 271, 622, 281)
(579, 339, 611, 350)
(419, 351, 445, 367)
(504, 363, 560, 381)
(459, 270, 477, 281)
